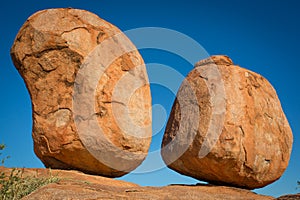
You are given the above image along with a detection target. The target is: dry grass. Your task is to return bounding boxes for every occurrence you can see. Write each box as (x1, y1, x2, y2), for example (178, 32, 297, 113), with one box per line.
(0, 168, 60, 200)
(0, 144, 59, 200)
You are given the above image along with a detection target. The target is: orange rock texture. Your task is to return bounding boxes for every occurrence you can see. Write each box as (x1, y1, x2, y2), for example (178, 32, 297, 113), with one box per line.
(161, 55, 293, 189)
(0, 167, 275, 200)
(10, 8, 152, 177)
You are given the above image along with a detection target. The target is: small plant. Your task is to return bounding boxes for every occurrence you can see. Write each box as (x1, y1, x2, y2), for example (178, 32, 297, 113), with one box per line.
(0, 143, 7, 188)
(0, 168, 60, 200)
(0, 144, 5, 165)
(0, 144, 9, 165)
(0, 144, 60, 199)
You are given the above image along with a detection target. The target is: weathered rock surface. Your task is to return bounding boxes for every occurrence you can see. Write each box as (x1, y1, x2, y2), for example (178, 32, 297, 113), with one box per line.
(277, 193, 300, 200)
(10, 8, 151, 177)
(0, 167, 274, 200)
(161, 55, 293, 189)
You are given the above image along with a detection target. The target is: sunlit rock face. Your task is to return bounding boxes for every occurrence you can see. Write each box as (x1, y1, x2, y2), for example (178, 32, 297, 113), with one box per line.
(161, 55, 293, 189)
(11, 8, 152, 177)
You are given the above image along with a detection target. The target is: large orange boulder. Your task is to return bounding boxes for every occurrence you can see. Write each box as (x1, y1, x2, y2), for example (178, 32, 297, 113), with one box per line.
(11, 8, 152, 177)
(161, 55, 293, 189)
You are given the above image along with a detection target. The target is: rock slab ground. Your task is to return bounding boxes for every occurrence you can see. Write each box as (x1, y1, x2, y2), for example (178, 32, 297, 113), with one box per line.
(0, 167, 275, 200)
(10, 8, 152, 177)
(161, 55, 293, 189)
(276, 193, 300, 200)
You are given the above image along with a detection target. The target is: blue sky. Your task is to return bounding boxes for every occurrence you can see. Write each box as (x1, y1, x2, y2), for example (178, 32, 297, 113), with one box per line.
(1, 0, 299, 198)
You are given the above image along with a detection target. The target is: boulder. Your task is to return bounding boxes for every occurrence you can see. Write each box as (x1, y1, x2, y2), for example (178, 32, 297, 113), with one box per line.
(10, 8, 152, 177)
(161, 55, 293, 189)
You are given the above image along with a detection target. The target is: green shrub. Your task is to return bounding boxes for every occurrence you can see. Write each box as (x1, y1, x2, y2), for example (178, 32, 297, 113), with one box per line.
(0, 144, 60, 199)
(0, 144, 5, 165)
(0, 168, 60, 200)
(0, 144, 9, 165)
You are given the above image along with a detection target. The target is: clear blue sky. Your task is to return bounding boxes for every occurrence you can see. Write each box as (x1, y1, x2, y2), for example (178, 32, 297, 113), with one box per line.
(1, 0, 299, 198)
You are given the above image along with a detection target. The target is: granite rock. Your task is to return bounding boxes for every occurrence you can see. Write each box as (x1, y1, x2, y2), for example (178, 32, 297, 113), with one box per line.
(161, 55, 293, 189)
(11, 8, 151, 177)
